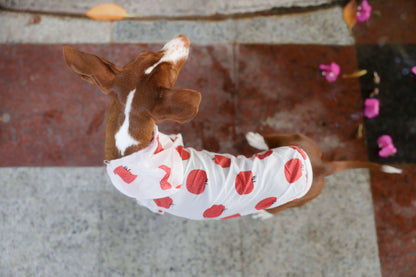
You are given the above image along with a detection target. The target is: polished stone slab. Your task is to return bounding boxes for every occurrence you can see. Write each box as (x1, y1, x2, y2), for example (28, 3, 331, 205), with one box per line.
(357, 44, 416, 163)
(0, 43, 364, 166)
(353, 0, 416, 44)
(370, 164, 416, 277)
(236, 44, 365, 161)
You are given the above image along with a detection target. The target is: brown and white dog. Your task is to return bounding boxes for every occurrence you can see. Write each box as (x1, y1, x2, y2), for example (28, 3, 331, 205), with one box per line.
(63, 35, 401, 220)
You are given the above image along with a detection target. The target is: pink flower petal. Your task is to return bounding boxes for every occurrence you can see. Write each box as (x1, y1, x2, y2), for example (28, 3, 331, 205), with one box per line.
(379, 144, 397, 158)
(319, 62, 340, 82)
(356, 0, 372, 22)
(364, 98, 379, 118)
(377, 135, 393, 148)
(377, 135, 397, 158)
(412, 66, 416, 75)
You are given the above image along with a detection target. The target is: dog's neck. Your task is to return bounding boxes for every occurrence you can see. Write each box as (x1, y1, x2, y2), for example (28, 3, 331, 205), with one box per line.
(105, 91, 156, 160)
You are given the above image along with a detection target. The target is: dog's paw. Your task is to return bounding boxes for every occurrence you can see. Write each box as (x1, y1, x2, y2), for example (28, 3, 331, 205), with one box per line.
(252, 210, 274, 220)
(246, 132, 269, 150)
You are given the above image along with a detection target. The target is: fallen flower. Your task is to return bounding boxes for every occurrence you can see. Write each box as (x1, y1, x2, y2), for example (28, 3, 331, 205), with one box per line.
(377, 135, 397, 157)
(364, 98, 379, 118)
(377, 134, 392, 148)
(373, 71, 380, 84)
(319, 62, 340, 82)
(369, 88, 379, 98)
(357, 0, 372, 22)
(379, 144, 397, 158)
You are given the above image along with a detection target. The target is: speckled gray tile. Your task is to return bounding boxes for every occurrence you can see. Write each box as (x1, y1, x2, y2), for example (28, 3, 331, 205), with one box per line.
(113, 19, 235, 44)
(114, 7, 353, 45)
(235, 7, 354, 45)
(99, 191, 242, 277)
(1, 7, 352, 45)
(0, 167, 381, 277)
(0, 11, 111, 43)
(0, 167, 106, 277)
(240, 169, 381, 277)
(1, 0, 339, 17)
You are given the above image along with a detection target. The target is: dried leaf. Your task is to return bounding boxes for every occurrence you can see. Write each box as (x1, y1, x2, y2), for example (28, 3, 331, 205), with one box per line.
(343, 0, 357, 30)
(356, 123, 364, 139)
(86, 3, 128, 21)
(342, 69, 367, 78)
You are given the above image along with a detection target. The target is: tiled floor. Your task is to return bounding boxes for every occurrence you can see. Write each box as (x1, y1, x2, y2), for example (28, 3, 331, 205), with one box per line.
(1, 1, 415, 276)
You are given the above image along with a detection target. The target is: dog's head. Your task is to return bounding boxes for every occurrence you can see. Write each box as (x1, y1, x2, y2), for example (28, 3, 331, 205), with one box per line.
(63, 35, 201, 124)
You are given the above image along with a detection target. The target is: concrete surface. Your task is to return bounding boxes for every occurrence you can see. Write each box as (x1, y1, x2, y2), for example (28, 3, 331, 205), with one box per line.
(0, 7, 353, 45)
(1, 0, 340, 17)
(0, 168, 381, 277)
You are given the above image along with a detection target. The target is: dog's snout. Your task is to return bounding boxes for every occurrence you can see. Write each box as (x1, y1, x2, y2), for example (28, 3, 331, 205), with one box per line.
(145, 35, 190, 75)
(177, 34, 190, 48)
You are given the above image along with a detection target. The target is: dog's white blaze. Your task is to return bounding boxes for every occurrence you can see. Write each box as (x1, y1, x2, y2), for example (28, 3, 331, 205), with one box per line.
(381, 165, 403, 174)
(145, 37, 189, 75)
(115, 89, 140, 155)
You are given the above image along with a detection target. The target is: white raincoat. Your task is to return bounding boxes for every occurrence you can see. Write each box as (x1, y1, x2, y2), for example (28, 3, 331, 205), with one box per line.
(106, 127, 313, 220)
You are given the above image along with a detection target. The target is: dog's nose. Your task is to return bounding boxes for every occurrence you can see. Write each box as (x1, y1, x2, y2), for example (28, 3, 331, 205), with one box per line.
(177, 34, 190, 48)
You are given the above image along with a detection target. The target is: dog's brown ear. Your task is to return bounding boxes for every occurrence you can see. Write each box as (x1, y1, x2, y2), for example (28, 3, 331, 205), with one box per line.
(63, 46, 120, 95)
(151, 88, 201, 123)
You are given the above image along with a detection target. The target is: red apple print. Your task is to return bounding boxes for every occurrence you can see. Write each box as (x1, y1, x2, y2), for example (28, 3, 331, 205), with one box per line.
(203, 204, 226, 218)
(214, 155, 231, 168)
(186, 169, 207, 194)
(159, 165, 172, 190)
(113, 166, 138, 184)
(154, 135, 163, 154)
(153, 196, 173, 209)
(255, 197, 277, 210)
(235, 171, 255, 195)
(284, 158, 303, 183)
(256, 150, 273, 160)
(220, 214, 241, 220)
(290, 146, 307, 160)
(175, 145, 190, 160)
